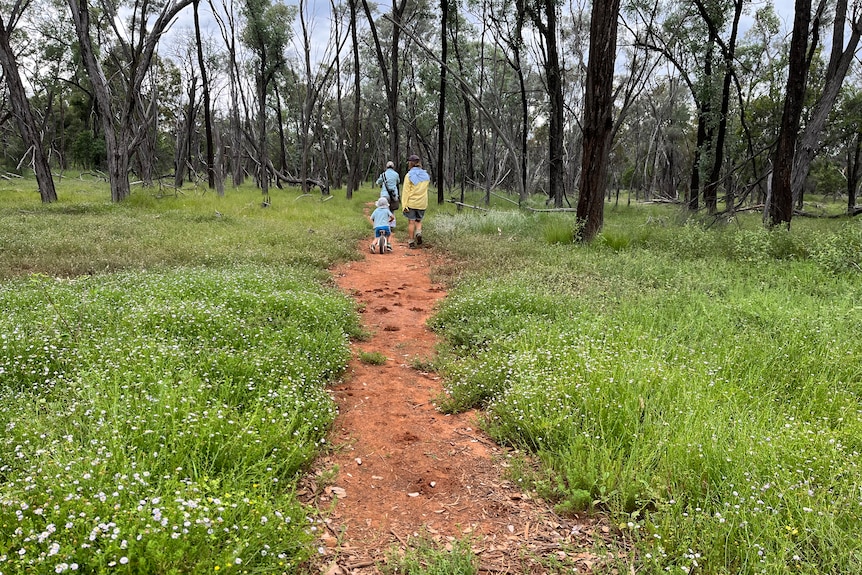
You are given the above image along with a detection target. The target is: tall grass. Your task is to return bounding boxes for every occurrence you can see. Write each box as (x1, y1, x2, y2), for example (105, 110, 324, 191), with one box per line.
(0, 180, 371, 279)
(0, 181, 379, 574)
(430, 197, 862, 574)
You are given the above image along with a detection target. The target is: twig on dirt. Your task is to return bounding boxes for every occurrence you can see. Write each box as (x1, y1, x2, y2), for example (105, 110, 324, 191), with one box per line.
(454, 429, 498, 447)
(479, 563, 513, 574)
(390, 529, 409, 547)
(345, 559, 376, 569)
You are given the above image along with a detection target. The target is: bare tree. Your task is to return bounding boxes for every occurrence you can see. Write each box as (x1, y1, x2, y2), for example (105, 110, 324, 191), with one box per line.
(524, 0, 565, 207)
(0, 0, 57, 202)
(67, 0, 195, 202)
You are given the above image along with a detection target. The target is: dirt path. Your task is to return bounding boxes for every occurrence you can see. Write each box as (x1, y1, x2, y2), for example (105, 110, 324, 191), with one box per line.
(308, 208, 606, 574)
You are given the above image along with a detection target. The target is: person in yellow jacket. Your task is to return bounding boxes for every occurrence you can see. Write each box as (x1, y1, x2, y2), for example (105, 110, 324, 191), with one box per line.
(401, 154, 430, 248)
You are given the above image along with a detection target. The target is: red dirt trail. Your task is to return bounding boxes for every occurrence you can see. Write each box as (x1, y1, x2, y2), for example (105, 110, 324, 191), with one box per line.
(305, 205, 609, 574)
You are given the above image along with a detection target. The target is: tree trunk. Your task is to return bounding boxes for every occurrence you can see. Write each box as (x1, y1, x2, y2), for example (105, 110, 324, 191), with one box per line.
(346, 0, 362, 199)
(848, 131, 861, 213)
(526, 0, 564, 207)
(0, 12, 57, 203)
(791, 0, 859, 203)
(68, 0, 195, 202)
(576, 0, 621, 241)
(257, 66, 270, 202)
(697, 0, 742, 214)
(362, 0, 407, 162)
(176, 80, 196, 188)
(436, 0, 449, 204)
(194, 0, 216, 190)
(769, 0, 812, 228)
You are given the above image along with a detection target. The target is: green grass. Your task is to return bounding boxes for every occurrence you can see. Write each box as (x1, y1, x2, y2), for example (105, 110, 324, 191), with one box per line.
(0, 179, 384, 574)
(4, 180, 862, 574)
(383, 538, 477, 575)
(359, 351, 388, 365)
(429, 193, 862, 574)
(0, 179, 372, 279)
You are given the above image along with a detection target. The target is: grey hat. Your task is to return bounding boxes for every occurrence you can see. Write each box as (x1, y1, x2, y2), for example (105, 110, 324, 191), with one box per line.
(386, 160, 395, 168)
(376, 197, 389, 207)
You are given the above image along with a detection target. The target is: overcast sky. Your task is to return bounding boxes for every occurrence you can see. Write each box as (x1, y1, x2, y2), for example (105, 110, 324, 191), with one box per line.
(158, 0, 813, 69)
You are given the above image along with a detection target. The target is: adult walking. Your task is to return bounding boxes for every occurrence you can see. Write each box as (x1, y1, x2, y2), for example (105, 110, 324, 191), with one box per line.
(376, 160, 400, 210)
(401, 154, 430, 249)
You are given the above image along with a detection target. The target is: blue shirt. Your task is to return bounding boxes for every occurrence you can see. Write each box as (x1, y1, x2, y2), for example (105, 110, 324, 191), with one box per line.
(370, 207, 393, 228)
(376, 168, 400, 198)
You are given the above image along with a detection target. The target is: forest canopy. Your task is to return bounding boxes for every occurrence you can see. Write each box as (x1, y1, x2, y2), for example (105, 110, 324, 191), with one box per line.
(1, 0, 860, 228)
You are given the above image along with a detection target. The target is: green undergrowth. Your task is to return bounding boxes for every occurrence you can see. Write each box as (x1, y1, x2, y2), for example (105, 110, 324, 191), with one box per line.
(429, 200, 862, 574)
(0, 266, 363, 573)
(0, 179, 386, 574)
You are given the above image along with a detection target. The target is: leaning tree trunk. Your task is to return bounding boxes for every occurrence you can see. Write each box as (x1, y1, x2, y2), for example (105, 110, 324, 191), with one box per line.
(0, 15, 57, 203)
(791, 0, 860, 204)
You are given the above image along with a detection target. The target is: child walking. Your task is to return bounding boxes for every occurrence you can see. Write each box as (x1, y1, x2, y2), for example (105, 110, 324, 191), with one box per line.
(368, 196, 395, 253)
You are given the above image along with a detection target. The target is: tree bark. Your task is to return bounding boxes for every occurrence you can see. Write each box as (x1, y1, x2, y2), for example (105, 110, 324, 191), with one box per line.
(194, 0, 216, 191)
(436, 0, 449, 204)
(346, 0, 362, 199)
(769, 0, 812, 228)
(576, 0, 621, 241)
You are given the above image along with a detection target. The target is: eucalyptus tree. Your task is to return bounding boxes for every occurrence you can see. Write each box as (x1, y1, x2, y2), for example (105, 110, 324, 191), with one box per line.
(484, 0, 529, 202)
(169, 33, 200, 188)
(524, 0, 565, 207)
(294, 0, 343, 193)
(576, 0, 621, 241)
(436, 0, 451, 203)
(67, 0, 195, 202)
(836, 87, 862, 213)
(791, 0, 862, 206)
(692, 0, 743, 213)
(362, 0, 408, 162)
(194, 0, 216, 191)
(0, 0, 57, 202)
(209, 0, 247, 186)
(768, 0, 816, 227)
(240, 0, 294, 204)
(345, 0, 363, 198)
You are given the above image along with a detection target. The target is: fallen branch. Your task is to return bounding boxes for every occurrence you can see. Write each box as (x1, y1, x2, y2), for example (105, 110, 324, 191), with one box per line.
(446, 199, 489, 212)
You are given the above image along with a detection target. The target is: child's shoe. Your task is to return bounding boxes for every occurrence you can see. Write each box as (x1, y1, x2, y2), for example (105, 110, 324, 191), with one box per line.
(415, 232, 423, 246)
(386, 242, 393, 252)
(408, 240, 416, 249)
(370, 242, 377, 254)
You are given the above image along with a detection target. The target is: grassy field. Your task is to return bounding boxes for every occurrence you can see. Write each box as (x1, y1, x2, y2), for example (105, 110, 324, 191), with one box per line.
(2, 178, 861, 574)
(428, 200, 862, 574)
(0, 180, 374, 574)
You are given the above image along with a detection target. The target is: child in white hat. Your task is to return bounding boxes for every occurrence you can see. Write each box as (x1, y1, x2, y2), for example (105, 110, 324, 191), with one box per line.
(367, 196, 395, 253)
